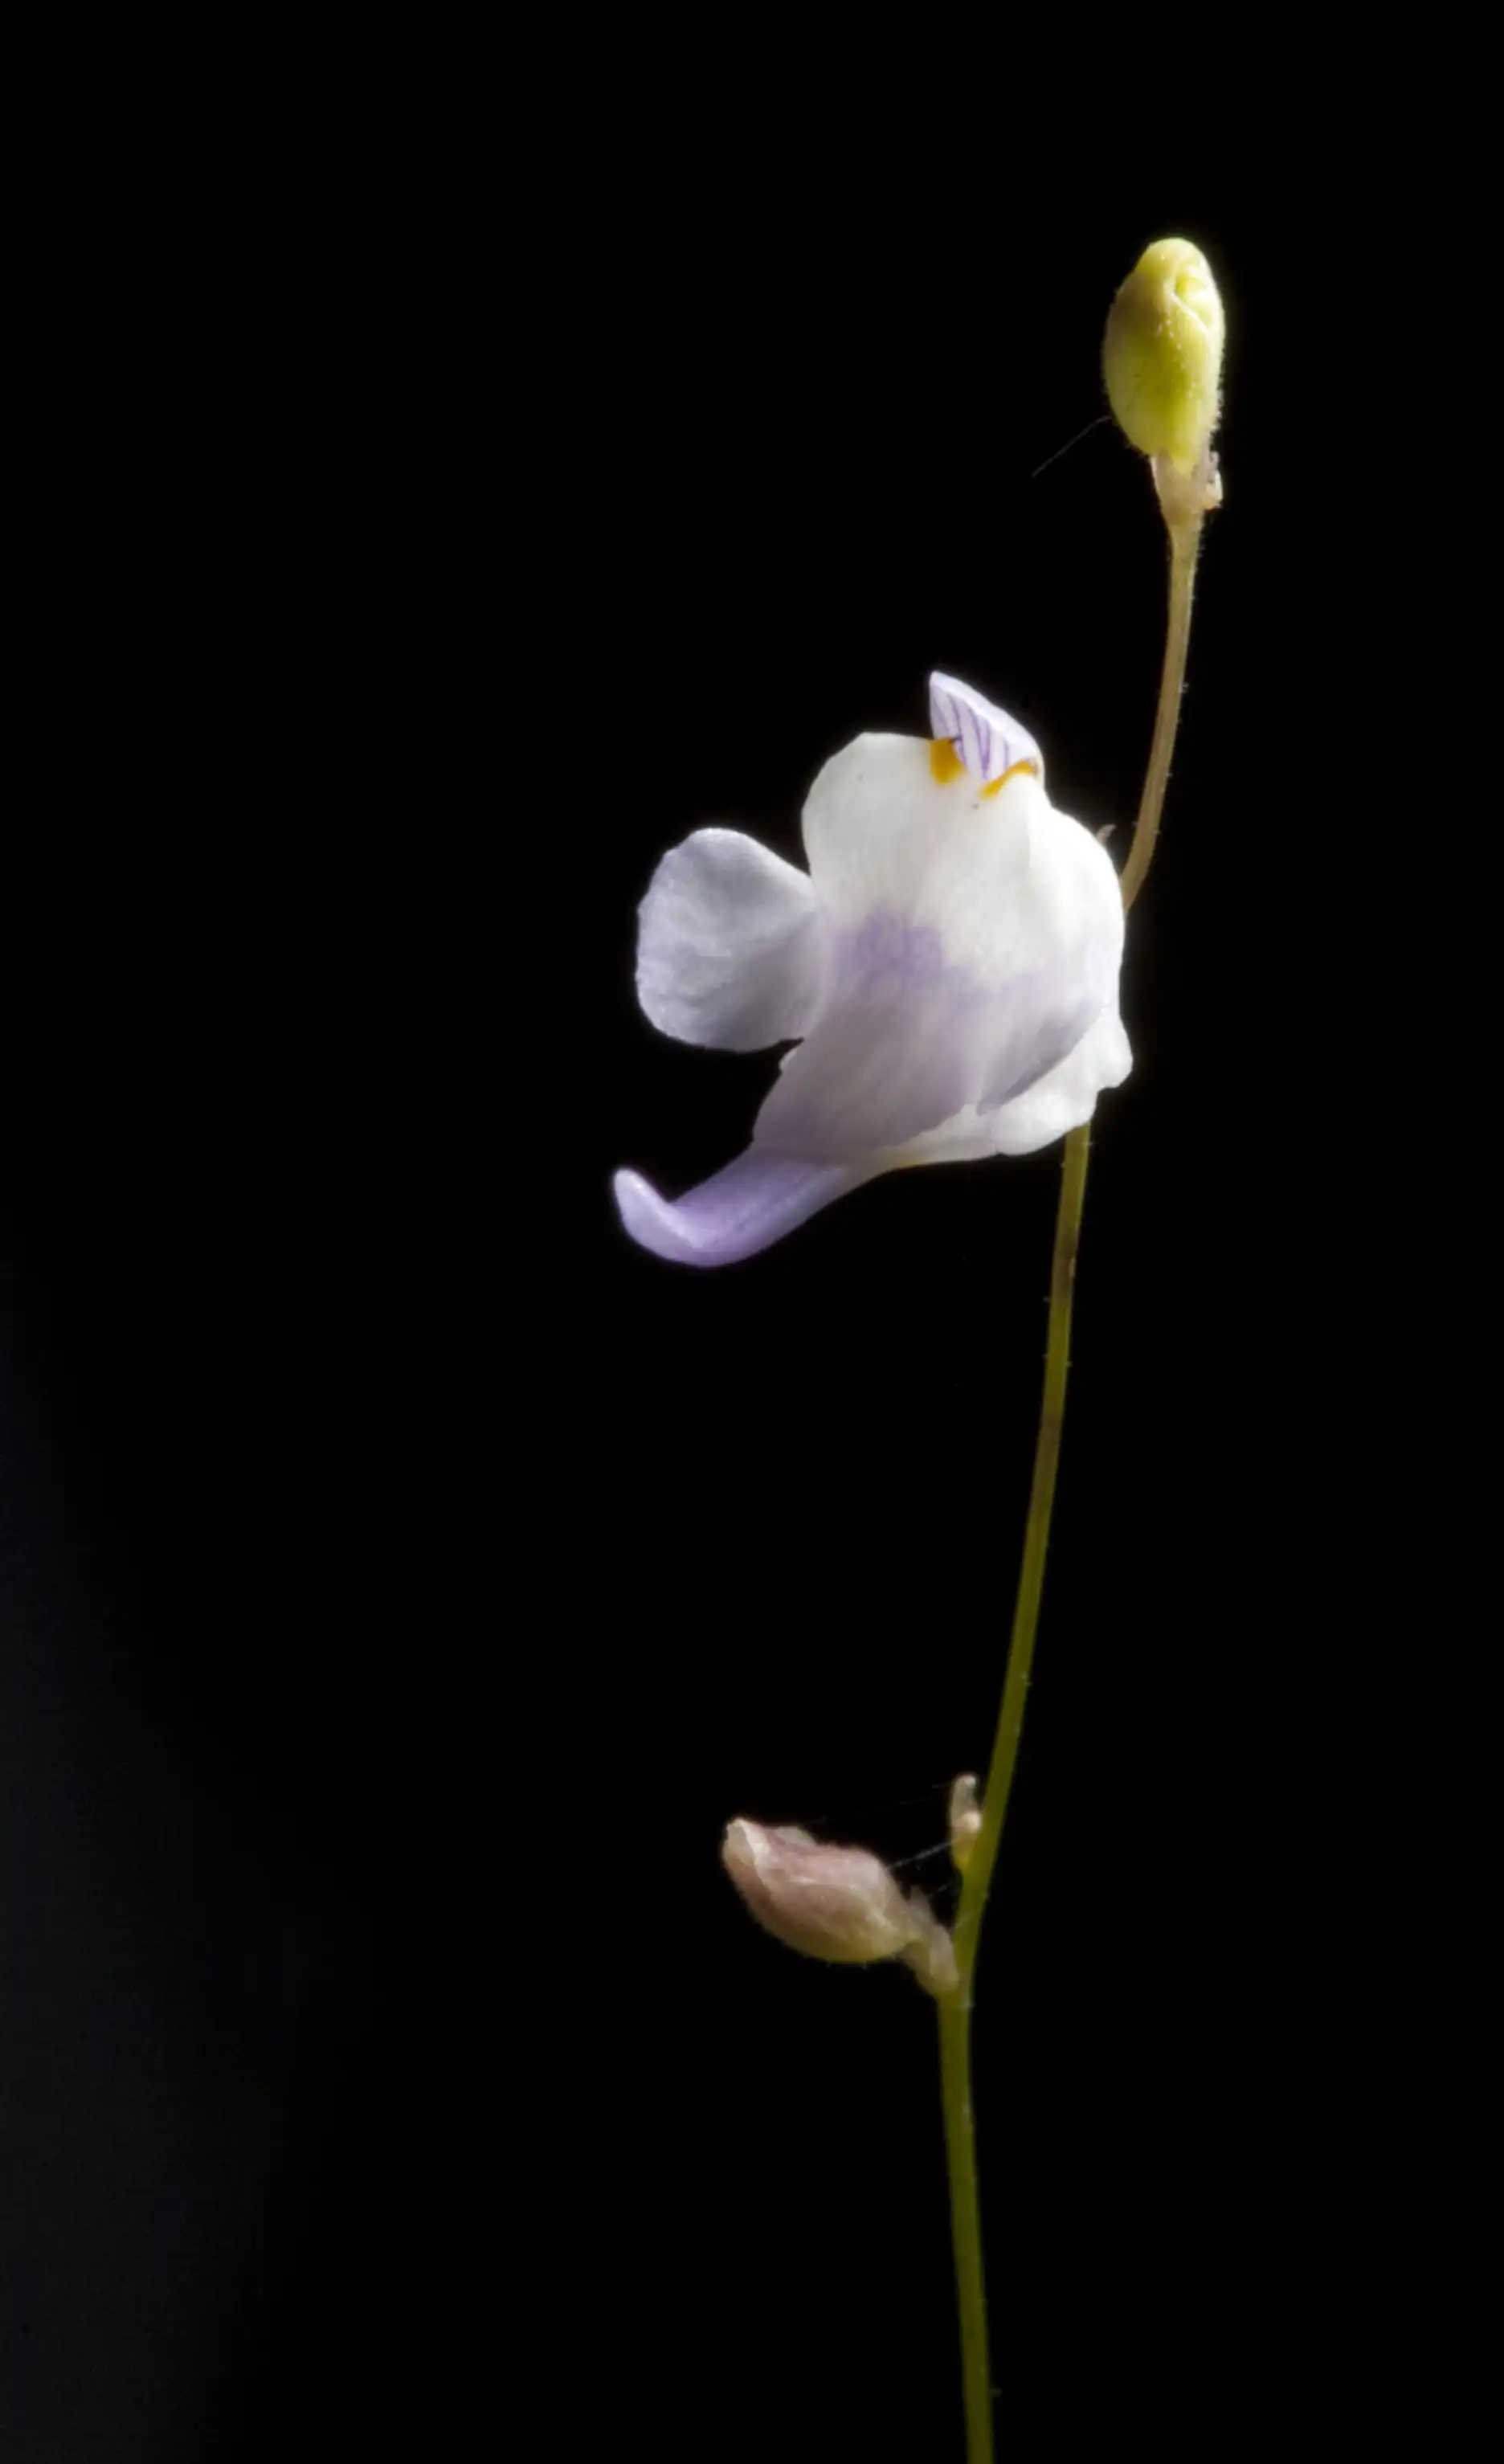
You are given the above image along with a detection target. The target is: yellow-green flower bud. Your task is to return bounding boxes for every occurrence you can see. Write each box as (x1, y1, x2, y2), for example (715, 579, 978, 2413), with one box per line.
(1103, 238, 1224, 475)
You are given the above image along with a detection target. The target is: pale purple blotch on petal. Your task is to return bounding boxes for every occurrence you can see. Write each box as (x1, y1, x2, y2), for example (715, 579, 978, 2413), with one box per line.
(928, 671, 1043, 787)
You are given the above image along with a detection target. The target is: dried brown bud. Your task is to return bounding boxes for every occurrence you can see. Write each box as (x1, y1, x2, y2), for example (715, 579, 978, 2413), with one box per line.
(1103, 237, 1224, 476)
(722, 1819, 957, 1998)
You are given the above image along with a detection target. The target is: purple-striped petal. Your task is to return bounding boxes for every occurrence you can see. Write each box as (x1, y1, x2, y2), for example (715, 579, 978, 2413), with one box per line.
(928, 672, 1043, 787)
(613, 1150, 878, 1268)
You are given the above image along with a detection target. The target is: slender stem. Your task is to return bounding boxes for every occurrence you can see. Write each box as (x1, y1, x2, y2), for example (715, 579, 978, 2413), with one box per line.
(935, 1118, 1089, 2464)
(954, 1119, 1092, 1985)
(1118, 517, 1203, 913)
(938, 1990, 991, 2464)
(937, 492, 1210, 2464)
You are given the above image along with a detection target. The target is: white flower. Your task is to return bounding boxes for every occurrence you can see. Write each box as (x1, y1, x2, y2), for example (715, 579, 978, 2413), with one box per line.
(615, 674, 1131, 1266)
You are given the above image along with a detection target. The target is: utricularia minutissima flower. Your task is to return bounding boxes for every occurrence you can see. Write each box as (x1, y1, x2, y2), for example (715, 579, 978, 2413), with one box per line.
(614, 673, 1130, 1265)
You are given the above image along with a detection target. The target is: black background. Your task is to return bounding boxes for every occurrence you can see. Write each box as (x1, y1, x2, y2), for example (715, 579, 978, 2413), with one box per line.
(2, 47, 1461, 2464)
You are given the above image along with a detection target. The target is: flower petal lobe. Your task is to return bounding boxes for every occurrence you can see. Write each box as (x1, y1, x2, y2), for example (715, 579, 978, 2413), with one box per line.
(613, 1150, 877, 1268)
(637, 828, 825, 1052)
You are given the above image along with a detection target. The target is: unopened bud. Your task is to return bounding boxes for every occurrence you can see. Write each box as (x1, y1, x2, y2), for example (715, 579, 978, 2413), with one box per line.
(1103, 237, 1224, 477)
(722, 1819, 957, 1998)
(949, 1775, 982, 1871)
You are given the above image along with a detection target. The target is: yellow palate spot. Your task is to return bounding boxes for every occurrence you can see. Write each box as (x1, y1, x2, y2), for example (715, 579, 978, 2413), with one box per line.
(981, 759, 1040, 800)
(929, 737, 966, 784)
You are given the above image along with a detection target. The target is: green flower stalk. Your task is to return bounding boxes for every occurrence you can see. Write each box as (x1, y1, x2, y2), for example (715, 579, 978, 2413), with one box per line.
(936, 238, 1224, 2462)
(621, 229, 1227, 2464)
